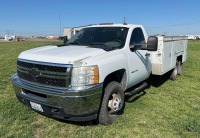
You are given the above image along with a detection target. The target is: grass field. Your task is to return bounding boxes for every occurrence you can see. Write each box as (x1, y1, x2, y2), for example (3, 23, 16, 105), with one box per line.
(0, 41, 199, 138)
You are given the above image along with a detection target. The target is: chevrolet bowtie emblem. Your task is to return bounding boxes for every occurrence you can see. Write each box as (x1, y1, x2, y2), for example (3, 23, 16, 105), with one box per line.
(29, 68, 41, 77)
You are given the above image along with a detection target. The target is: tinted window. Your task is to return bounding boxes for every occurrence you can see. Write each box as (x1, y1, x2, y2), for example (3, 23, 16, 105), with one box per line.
(67, 27, 129, 51)
(129, 27, 145, 51)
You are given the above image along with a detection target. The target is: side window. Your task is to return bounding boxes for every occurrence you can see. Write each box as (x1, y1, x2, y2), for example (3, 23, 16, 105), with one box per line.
(129, 27, 145, 51)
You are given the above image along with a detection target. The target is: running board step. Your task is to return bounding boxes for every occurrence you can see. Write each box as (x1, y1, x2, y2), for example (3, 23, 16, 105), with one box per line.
(124, 82, 149, 97)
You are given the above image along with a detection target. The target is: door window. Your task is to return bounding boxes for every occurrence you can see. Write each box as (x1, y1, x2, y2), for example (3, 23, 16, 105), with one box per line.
(129, 28, 145, 51)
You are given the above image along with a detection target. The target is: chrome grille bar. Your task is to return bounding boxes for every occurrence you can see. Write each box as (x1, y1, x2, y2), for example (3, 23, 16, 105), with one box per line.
(17, 59, 72, 88)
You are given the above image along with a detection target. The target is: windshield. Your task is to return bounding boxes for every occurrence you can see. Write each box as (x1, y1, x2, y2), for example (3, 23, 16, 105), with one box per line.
(66, 27, 129, 51)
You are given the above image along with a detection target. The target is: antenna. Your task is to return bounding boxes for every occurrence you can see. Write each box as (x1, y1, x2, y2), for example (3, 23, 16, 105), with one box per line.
(123, 17, 127, 25)
(59, 13, 62, 36)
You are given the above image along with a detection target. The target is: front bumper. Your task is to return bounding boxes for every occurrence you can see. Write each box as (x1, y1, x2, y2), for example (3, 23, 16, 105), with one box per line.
(11, 74, 103, 121)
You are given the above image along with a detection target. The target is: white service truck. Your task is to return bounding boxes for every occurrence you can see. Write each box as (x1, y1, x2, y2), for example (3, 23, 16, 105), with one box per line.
(12, 24, 188, 125)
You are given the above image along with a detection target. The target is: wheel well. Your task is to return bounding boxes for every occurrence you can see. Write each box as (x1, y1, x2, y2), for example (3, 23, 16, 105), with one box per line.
(98, 70, 127, 119)
(103, 69, 127, 91)
(177, 55, 183, 63)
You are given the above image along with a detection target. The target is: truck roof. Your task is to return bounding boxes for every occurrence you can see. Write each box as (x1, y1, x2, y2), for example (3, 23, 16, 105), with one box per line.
(85, 24, 143, 28)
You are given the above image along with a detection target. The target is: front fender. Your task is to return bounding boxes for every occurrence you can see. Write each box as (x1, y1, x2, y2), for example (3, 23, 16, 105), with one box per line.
(83, 50, 128, 83)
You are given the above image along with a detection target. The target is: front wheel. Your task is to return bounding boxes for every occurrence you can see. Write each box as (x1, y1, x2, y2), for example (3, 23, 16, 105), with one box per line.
(98, 82, 124, 125)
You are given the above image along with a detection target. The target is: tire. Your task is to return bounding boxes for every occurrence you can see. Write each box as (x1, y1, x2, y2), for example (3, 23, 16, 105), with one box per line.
(177, 61, 182, 75)
(99, 81, 124, 125)
(170, 61, 178, 80)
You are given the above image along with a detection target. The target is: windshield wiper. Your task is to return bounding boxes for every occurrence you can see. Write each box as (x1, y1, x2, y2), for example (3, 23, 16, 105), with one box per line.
(66, 42, 82, 45)
(89, 43, 113, 51)
(57, 42, 80, 47)
(57, 44, 67, 47)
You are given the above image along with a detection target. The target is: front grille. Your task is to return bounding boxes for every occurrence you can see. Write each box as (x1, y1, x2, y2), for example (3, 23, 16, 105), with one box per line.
(17, 60, 71, 88)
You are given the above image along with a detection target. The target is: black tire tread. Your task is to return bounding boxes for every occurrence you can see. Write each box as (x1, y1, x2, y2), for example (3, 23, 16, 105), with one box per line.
(177, 61, 183, 75)
(99, 81, 124, 125)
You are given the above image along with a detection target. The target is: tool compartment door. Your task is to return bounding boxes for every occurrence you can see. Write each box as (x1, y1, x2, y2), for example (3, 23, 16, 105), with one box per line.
(162, 39, 174, 73)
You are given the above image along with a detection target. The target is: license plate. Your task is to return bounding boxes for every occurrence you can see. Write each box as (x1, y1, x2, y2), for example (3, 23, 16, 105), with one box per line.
(30, 101, 43, 112)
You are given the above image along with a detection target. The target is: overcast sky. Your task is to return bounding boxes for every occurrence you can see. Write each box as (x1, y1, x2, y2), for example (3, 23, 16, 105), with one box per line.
(0, 0, 200, 36)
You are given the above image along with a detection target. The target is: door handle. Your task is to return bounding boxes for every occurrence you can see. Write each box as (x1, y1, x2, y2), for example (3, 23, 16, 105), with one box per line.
(145, 52, 150, 57)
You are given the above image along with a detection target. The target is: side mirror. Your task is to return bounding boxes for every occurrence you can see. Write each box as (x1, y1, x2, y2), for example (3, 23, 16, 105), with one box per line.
(63, 36, 68, 44)
(147, 36, 158, 51)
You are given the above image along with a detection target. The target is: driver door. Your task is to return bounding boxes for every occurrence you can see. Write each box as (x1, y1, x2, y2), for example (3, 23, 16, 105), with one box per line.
(127, 27, 151, 88)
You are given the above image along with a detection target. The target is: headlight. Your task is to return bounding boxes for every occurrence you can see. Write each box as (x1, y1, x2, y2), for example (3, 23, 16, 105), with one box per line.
(71, 65, 99, 90)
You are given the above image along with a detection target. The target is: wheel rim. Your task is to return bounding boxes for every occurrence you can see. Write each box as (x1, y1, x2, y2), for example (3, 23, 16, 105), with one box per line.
(108, 92, 122, 114)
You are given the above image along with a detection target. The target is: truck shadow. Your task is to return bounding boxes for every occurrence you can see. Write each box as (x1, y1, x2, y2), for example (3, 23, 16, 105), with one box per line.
(125, 91, 147, 103)
(39, 113, 99, 126)
(125, 71, 172, 102)
(55, 119, 99, 126)
(148, 71, 172, 88)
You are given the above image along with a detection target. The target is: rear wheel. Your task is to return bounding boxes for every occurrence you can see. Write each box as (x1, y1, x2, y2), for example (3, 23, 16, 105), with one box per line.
(170, 61, 178, 80)
(177, 61, 182, 75)
(99, 81, 124, 125)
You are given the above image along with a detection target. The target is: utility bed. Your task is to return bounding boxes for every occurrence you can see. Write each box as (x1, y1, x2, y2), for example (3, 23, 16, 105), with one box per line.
(151, 36, 188, 75)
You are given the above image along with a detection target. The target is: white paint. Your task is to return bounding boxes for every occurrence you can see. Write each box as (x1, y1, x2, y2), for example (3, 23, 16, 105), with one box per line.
(19, 45, 106, 65)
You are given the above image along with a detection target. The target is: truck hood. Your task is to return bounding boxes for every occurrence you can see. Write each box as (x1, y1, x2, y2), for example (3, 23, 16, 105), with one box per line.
(18, 45, 106, 65)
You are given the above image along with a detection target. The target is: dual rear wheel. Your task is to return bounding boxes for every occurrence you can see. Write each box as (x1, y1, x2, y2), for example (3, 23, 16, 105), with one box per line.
(170, 60, 182, 80)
